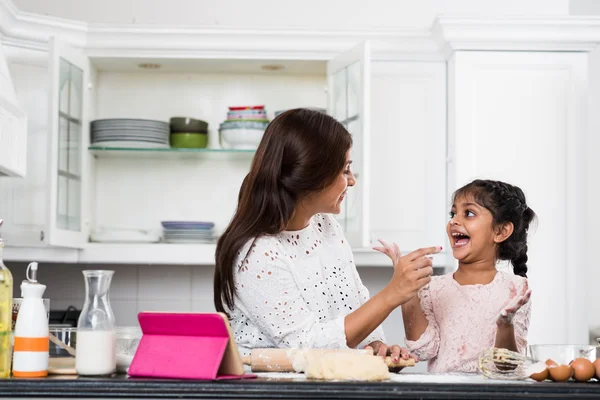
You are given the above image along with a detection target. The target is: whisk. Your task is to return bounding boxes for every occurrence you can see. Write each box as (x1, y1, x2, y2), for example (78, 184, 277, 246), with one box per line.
(479, 348, 536, 380)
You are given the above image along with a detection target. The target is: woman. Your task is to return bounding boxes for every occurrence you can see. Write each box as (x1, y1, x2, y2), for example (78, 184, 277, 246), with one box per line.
(214, 108, 440, 362)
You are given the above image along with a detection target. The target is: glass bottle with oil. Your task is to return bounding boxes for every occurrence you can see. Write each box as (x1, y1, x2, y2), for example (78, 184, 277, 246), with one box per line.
(0, 219, 13, 378)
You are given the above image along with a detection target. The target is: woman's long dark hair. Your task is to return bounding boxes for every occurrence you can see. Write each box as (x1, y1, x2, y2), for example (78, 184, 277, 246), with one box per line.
(214, 108, 353, 313)
(452, 179, 537, 278)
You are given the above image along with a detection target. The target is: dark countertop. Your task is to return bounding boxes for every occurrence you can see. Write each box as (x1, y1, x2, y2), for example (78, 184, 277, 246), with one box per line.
(1, 373, 600, 399)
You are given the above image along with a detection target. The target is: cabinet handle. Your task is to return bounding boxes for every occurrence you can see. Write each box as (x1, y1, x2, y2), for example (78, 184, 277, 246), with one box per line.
(40, 231, 44, 242)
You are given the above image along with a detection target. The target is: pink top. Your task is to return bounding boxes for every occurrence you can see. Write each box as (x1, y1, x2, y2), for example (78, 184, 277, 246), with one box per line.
(405, 271, 531, 373)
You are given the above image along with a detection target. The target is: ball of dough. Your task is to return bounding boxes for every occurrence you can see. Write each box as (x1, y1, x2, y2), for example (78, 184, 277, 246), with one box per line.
(305, 352, 390, 381)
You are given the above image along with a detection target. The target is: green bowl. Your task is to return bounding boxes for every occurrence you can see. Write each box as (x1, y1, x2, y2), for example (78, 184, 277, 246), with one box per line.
(170, 133, 208, 148)
(170, 117, 208, 133)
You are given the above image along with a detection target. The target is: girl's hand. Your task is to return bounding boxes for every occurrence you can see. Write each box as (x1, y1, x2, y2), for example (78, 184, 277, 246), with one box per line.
(364, 340, 416, 372)
(497, 280, 531, 327)
(373, 239, 441, 307)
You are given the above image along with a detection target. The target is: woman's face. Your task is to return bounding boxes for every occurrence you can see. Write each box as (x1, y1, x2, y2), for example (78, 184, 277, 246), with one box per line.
(302, 150, 356, 215)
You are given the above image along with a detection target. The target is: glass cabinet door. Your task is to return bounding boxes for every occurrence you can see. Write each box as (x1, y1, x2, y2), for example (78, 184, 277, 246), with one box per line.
(327, 42, 371, 248)
(47, 38, 90, 247)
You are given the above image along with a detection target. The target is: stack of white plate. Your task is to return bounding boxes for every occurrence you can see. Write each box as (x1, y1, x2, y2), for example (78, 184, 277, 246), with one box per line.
(91, 119, 170, 148)
(161, 221, 215, 244)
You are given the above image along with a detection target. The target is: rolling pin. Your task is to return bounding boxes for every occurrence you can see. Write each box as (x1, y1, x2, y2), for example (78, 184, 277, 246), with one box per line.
(240, 348, 415, 372)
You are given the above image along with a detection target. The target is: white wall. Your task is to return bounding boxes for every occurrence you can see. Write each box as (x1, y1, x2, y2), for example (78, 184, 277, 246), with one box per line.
(12, 0, 569, 28)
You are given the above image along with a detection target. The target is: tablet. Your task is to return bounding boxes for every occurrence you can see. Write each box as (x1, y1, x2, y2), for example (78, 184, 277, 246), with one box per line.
(128, 312, 252, 380)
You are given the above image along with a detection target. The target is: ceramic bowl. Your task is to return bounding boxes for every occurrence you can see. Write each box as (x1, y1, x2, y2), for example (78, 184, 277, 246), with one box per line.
(170, 132, 208, 148)
(169, 117, 208, 133)
(219, 128, 264, 150)
(219, 120, 269, 130)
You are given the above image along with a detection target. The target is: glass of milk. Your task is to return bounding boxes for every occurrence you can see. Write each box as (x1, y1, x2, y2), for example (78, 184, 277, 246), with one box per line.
(75, 270, 116, 376)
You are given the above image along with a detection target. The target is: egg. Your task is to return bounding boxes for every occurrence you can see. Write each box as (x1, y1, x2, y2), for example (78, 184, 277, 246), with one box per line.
(548, 364, 573, 382)
(593, 359, 600, 379)
(570, 358, 595, 382)
(546, 359, 558, 367)
(526, 362, 549, 382)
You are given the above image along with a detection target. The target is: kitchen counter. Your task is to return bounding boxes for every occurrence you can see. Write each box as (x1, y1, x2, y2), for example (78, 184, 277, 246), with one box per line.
(1, 372, 600, 399)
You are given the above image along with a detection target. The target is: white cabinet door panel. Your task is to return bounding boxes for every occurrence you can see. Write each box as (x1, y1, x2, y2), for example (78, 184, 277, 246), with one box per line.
(370, 62, 446, 253)
(448, 51, 587, 345)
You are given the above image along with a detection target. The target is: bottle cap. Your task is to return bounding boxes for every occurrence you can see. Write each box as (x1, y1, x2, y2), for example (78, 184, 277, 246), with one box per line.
(21, 262, 44, 297)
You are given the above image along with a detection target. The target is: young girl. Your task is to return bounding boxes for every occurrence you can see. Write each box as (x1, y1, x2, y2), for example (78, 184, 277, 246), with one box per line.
(375, 179, 535, 373)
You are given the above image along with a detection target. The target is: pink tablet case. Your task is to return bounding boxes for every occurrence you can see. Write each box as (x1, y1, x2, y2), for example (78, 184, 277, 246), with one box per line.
(127, 312, 256, 380)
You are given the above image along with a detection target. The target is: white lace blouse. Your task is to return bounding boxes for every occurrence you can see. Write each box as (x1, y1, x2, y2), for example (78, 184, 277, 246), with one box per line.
(230, 213, 385, 355)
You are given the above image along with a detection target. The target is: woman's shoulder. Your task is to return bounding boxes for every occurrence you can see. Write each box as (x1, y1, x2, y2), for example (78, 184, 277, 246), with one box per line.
(234, 235, 290, 270)
(311, 213, 344, 237)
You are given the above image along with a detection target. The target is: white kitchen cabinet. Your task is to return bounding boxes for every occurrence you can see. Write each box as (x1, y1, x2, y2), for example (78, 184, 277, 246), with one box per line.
(447, 51, 588, 345)
(0, 40, 27, 178)
(368, 62, 446, 254)
(0, 6, 597, 274)
(1, 26, 450, 267)
(47, 38, 93, 247)
(328, 42, 371, 249)
(0, 40, 92, 248)
(89, 60, 328, 251)
(0, 36, 376, 261)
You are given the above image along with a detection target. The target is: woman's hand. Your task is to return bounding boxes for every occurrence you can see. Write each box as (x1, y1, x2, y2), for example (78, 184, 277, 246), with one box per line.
(497, 280, 531, 327)
(364, 340, 416, 372)
(373, 239, 441, 308)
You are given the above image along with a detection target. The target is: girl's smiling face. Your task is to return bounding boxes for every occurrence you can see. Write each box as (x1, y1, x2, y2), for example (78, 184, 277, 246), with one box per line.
(447, 195, 501, 264)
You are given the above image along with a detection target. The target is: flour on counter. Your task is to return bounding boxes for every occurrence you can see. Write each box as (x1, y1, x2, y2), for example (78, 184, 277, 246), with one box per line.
(389, 373, 534, 384)
(256, 371, 536, 384)
(255, 372, 307, 380)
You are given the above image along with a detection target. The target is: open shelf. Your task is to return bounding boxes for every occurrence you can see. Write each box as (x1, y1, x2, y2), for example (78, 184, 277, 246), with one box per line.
(89, 146, 256, 159)
(4, 243, 449, 269)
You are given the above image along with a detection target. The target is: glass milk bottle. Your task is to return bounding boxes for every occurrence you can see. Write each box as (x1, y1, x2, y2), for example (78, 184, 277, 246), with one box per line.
(76, 270, 116, 376)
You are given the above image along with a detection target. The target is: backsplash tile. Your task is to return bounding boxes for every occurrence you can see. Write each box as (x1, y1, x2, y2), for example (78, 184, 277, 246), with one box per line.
(109, 266, 139, 300)
(112, 300, 138, 326)
(192, 298, 217, 313)
(138, 265, 192, 300)
(137, 299, 192, 314)
(43, 266, 86, 300)
(191, 267, 214, 301)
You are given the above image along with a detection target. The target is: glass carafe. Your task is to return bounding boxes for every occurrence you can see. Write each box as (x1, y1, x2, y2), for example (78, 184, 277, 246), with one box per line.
(75, 270, 116, 376)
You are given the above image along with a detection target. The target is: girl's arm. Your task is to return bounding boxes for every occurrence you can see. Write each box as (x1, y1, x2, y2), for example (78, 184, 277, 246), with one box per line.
(495, 281, 532, 352)
(403, 284, 441, 361)
(495, 323, 518, 352)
